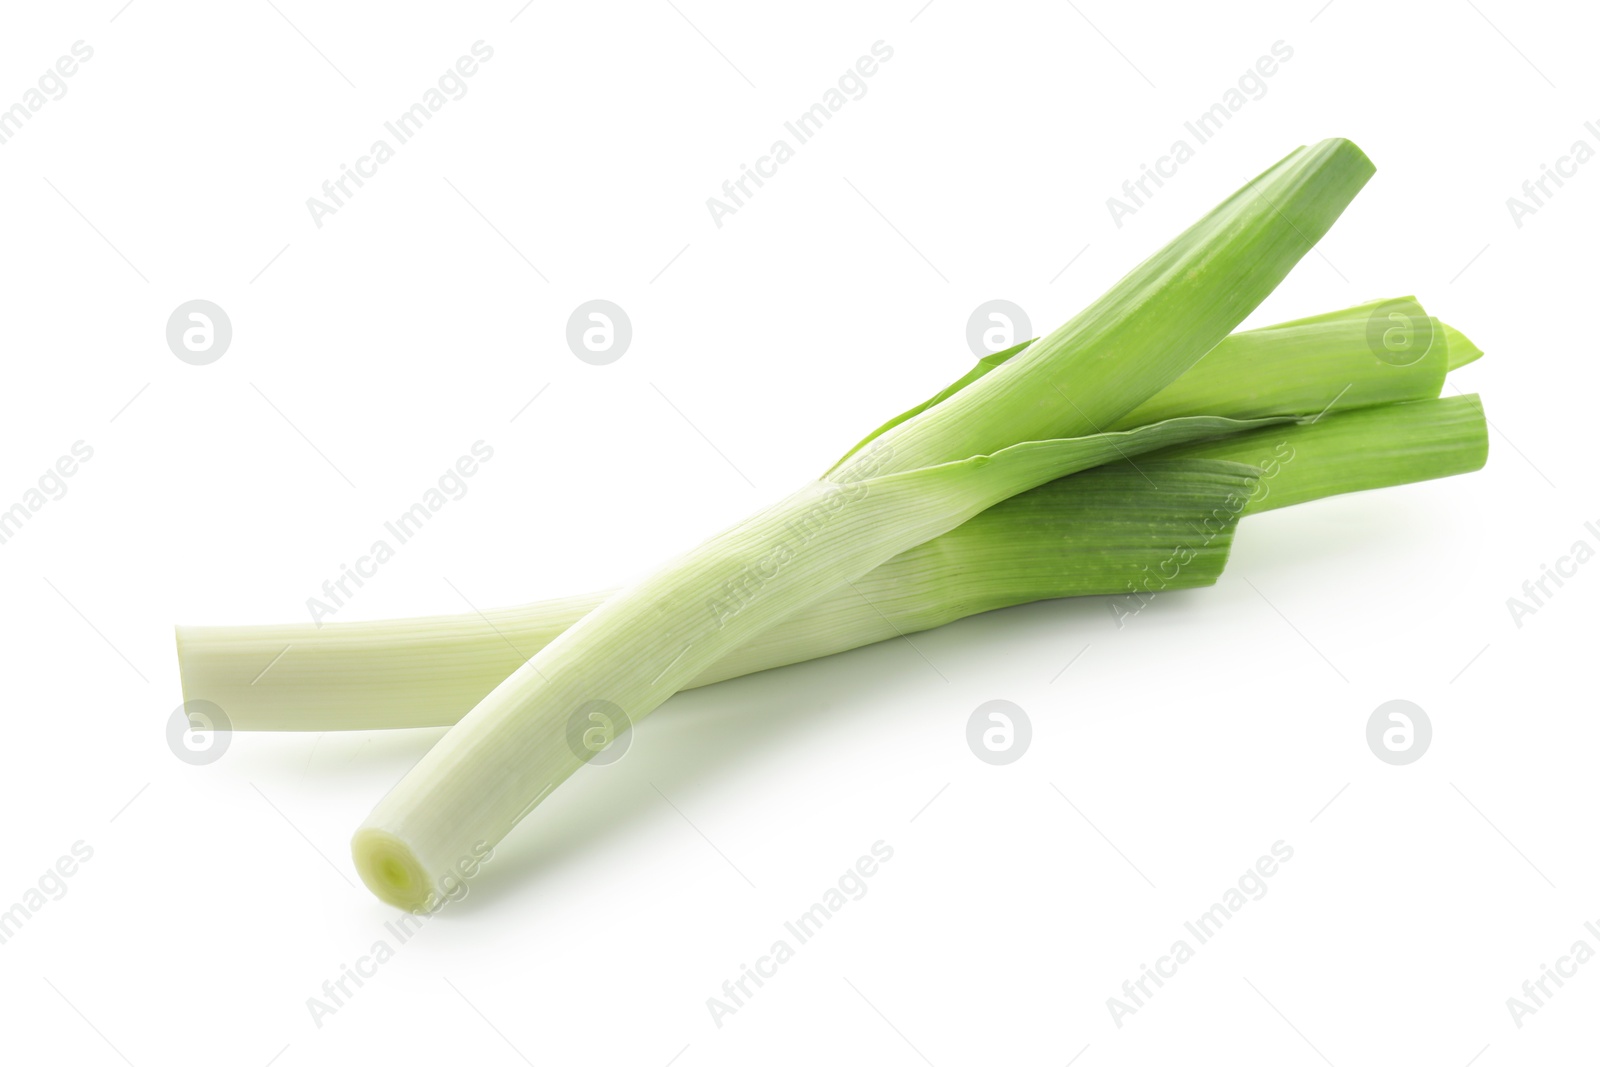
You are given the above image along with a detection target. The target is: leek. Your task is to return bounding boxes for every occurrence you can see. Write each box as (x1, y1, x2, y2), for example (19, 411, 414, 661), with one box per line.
(348, 139, 1375, 909)
(175, 395, 1486, 731)
(1154, 393, 1488, 512)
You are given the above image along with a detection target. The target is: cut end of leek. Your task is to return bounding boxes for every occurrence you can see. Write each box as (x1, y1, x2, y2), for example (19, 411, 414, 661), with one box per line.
(352, 828, 434, 912)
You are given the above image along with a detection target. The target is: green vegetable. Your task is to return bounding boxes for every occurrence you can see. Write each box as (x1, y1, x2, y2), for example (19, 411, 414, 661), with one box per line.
(174, 395, 1485, 731)
(348, 139, 1375, 910)
(1155, 393, 1488, 512)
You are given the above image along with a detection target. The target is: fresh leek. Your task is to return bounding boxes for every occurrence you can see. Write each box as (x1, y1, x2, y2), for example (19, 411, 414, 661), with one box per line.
(175, 395, 1486, 731)
(347, 139, 1376, 909)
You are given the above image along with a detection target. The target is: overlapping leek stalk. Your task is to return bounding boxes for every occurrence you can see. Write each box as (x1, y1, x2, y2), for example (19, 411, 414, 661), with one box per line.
(175, 394, 1486, 731)
(176, 286, 1475, 730)
(341, 139, 1375, 909)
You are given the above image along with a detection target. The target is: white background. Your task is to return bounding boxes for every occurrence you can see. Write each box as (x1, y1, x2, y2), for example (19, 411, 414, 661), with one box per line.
(0, 1, 1594, 1064)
